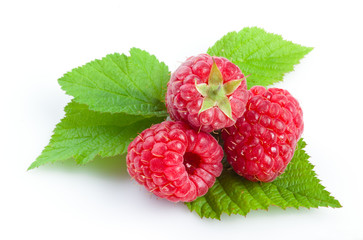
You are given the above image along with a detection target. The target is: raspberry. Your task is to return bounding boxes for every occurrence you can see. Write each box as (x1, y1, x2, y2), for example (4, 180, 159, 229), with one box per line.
(166, 54, 249, 132)
(126, 121, 224, 202)
(222, 86, 304, 182)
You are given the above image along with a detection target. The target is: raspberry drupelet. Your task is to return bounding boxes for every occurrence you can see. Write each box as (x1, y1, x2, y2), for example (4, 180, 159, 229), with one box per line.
(127, 121, 224, 202)
(222, 86, 304, 182)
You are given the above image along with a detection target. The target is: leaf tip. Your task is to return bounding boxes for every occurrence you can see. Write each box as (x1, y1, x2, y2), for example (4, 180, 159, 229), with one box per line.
(303, 46, 314, 55)
(331, 199, 343, 208)
(27, 161, 38, 171)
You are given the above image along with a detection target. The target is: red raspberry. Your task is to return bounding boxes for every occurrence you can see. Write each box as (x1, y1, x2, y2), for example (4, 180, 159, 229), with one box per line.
(222, 86, 304, 182)
(126, 121, 224, 202)
(166, 54, 249, 133)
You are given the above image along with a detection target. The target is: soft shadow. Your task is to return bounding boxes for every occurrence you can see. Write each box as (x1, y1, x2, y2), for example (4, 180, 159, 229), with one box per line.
(38, 154, 130, 179)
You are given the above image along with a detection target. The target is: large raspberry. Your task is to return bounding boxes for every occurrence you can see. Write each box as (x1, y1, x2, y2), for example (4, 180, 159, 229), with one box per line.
(166, 54, 249, 133)
(127, 121, 224, 202)
(222, 86, 304, 182)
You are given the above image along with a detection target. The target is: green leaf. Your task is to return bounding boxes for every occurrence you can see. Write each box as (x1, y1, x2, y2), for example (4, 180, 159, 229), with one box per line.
(186, 139, 341, 219)
(207, 27, 313, 89)
(58, 48, 170, 116)
(28, 102, 164, 170)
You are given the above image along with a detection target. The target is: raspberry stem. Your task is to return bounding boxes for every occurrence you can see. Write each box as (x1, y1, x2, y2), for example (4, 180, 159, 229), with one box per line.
(195, 60, 243, 119)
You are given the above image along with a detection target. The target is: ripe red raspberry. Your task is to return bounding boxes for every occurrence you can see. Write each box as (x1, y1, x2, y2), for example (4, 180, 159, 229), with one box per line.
(222, 86, 303, 182)
(166, 54, 249, 133)
(127, 121, 224, 202)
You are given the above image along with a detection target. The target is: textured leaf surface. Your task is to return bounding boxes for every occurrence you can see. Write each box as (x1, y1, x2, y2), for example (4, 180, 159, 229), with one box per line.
(207, 27, 313, 89)
(186, 139, 341, 219)
(29, 102, 164, 169)
(58, 48, 169, 116)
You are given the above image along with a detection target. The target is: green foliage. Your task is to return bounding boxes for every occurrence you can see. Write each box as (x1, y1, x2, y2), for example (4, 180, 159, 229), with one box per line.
(58, 48, 169, 116)
(207, 27, 313, 89)
(186, 139, 341, 219)
(28, 102, 164, 169)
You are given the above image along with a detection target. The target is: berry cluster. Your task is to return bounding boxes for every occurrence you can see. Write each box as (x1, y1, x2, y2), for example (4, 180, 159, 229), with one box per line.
(127, 54, 303, 202)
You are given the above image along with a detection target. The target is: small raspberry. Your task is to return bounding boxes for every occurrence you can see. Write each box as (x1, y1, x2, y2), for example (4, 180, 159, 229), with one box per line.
(126, 121, 224, 202)
(166, 54, 249, 133)
(222, 86, 304, 182)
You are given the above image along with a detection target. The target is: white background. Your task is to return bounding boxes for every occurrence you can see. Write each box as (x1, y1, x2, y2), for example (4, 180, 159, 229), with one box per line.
(1, 0, 362, 239)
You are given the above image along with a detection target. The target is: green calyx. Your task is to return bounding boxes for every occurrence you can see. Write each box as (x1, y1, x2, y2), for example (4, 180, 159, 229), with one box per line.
(195, 59, 244, 120)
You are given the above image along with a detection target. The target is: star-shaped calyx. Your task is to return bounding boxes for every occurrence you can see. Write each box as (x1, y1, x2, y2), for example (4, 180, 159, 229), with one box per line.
(195, 59, 245, 120)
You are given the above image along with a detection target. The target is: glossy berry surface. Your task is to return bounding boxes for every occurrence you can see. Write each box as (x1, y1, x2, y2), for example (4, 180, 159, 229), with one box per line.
(127, 121, 224, 202)
(222, 86, 304, 182)
(166, 54, 249, 133)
